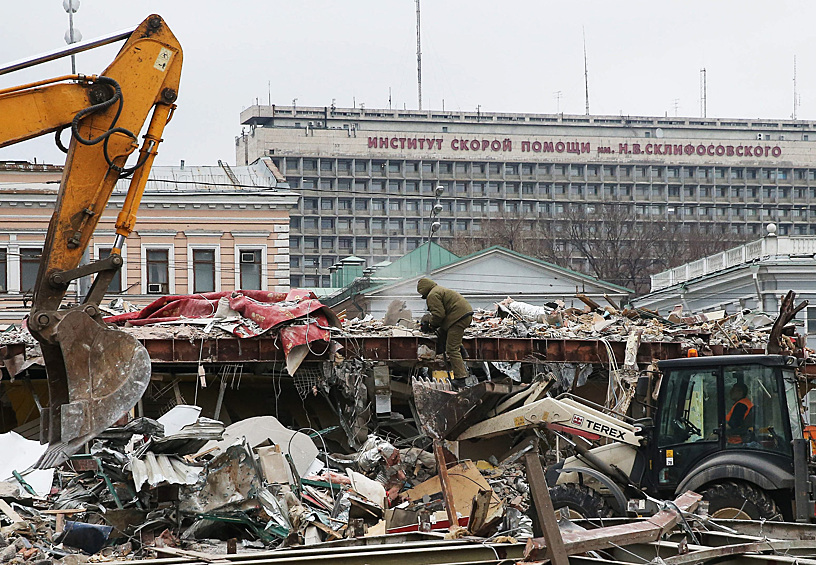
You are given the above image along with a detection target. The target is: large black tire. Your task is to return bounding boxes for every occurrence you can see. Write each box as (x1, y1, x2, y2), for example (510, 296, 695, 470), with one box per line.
(549, 483, 613, 519)
(701, 481, 781, 520)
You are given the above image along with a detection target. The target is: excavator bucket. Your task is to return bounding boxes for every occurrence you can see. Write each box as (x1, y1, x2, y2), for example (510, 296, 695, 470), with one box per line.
(35, 310, 150, 468)
(412, 378, 518, 440)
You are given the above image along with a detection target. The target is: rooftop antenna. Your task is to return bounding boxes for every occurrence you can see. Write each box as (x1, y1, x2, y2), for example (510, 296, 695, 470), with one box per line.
(673, 98, 680, 116)
(554, 91, 562, 113)
(388, 87, 392, 109)
(793, 55, 799, 120)
(700, 68, 707, 118)
(268, 80, 271, 106)
(416, 0, 422, 110)
(583, 27, 590, 115)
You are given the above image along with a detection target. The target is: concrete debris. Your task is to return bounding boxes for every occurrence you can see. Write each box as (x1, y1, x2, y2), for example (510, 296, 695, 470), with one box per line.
(342, 297, 778, 354)
(0, 290, 814, 563)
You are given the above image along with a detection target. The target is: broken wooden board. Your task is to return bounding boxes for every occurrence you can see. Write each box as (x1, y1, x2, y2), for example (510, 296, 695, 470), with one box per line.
(403, 459, 503, 523)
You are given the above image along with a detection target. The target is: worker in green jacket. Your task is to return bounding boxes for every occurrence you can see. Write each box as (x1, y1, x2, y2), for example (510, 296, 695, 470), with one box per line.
(416, 278, 473, 380)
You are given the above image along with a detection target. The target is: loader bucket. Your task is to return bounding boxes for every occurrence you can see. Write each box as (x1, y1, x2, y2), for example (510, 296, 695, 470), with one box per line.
(35, 310, 150, 468)
(412, 378, 517, 440)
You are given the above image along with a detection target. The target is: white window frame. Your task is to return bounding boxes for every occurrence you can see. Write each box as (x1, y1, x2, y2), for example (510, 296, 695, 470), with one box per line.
(187, 245, 221, 294)
(141, 244, 175, 295)
(234, 244, 267, 291)
(5, 243, 20, 293)
(94, 242, 127, 294)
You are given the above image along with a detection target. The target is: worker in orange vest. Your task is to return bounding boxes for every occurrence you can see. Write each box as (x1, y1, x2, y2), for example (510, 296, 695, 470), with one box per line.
(726, 383, 754, 444)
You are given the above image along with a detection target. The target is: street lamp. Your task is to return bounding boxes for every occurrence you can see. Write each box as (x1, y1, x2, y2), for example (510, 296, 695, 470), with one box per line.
(426, 184, 444, 273)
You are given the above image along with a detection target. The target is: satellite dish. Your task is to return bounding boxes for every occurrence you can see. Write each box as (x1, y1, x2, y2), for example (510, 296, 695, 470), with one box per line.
(655, 128, 664, 138)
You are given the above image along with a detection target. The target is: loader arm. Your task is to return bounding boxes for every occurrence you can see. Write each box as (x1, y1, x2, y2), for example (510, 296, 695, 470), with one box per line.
(456, 396, 643, 446)
(0, 15, 182, 467)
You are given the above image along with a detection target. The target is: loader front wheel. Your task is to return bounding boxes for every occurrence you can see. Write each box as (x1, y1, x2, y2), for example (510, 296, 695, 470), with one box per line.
(701, 481, 781, 520)
(549, 483, 613, 519)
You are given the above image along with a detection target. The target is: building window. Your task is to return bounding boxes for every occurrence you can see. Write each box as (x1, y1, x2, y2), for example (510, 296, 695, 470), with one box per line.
(338, 199, 351, 211)
(146, 249, 169, 294)
(421, 162, 434, 173)
(97, 248, 122, 293)
(19, 248, 40, 294)
(239, 249, 262, 290)
(320, 159, 333, 172)
(321, 198, 334, 210)
(290, 256, 300, 268)
(321, 218, 334, 230)
(354, 160, 367, 173)
(807, 307, 816, 335)
(192, 249, 216, 293)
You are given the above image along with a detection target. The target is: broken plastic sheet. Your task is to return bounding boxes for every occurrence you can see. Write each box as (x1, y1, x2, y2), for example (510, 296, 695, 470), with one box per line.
(157, 404, 201, 436)
(497, 299, 552, 324)
(547, 362, 593, 392)
(0, 431, 54, 496)
(491, 361, 522, 383)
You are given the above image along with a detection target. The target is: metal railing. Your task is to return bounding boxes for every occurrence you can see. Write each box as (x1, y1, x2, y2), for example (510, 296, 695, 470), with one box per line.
(650, 236, 816, 291)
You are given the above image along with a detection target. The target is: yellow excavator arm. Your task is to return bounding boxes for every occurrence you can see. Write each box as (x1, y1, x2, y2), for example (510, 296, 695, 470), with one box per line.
(0, 15, 182, 467)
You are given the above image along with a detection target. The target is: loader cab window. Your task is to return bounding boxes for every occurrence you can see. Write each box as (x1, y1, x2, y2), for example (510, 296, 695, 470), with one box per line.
(723, 365, 791, 455)
(658, 368, 719, 448)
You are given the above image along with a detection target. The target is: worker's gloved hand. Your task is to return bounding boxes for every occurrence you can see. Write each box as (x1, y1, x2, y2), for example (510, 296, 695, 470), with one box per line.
(420, 313, 433, 333)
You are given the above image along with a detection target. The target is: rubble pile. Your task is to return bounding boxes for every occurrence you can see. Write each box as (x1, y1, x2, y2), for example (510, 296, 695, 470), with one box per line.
(0, 411, 545, 561)
(341, 297, 777, 353)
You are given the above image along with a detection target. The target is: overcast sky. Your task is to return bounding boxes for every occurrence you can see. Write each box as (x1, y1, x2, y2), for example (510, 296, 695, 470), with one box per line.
(0, 1, 812, 167)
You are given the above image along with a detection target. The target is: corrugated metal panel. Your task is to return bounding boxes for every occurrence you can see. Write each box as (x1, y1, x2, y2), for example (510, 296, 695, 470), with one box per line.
(129, 452, 202, 491)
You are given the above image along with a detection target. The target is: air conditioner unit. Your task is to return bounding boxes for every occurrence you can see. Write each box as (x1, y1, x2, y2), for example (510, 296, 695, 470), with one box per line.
(147, 283, 163, 293)
(756, 133, 764, 140)
(241, 252, 257, 263)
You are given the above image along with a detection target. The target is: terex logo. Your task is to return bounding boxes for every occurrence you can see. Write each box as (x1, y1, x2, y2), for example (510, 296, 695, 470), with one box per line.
(572, 415, 584, 426)
(585, 418, 626, 440)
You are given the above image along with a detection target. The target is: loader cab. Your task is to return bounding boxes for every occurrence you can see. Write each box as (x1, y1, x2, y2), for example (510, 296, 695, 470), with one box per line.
(650, 355, 802, 498)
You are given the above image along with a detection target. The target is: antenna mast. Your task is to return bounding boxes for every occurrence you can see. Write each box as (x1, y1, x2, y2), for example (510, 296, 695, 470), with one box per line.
(416, 0, 422, 110)
(583, 27, 589, 115)
(794, 55, 799, 120)
(700, 68, 707, 118)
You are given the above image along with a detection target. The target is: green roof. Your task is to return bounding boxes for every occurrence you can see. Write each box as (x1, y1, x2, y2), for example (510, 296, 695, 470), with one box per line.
(369, 241, 459, 282)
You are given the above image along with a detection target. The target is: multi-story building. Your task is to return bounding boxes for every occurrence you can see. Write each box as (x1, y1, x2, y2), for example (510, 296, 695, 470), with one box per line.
(237, 104, 816, 289)
(0, 159, 297, 324)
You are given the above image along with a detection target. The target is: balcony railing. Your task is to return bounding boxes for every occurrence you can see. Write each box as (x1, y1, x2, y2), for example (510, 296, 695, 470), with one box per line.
(650, 235, 816, 291)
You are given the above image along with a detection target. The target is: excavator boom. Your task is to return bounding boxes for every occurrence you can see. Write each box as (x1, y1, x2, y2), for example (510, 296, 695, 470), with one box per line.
(0, 15, 182, 467)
